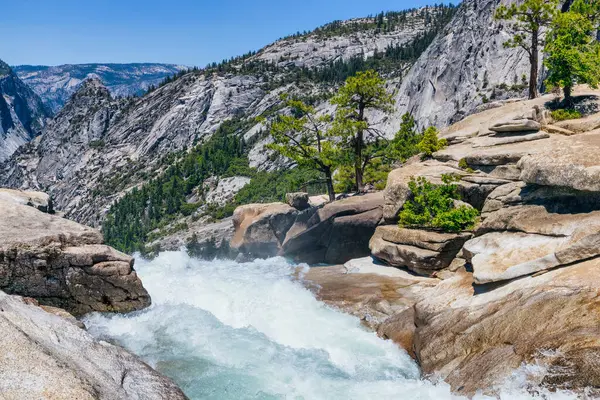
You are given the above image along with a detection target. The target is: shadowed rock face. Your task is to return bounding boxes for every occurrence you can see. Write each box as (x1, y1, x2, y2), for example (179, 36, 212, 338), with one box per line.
(0, 59, 50, 161)
(0, 291, 187, 400)
(0, 193, 150, 316)
(231, 193, 384, 265)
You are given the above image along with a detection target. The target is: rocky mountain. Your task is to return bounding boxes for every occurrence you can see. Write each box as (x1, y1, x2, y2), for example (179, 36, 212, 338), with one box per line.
(393, 0, 534, 129)
(1, 5, 460, 230)
(13, 63, 188, 113)
(0, 59, 50, 161)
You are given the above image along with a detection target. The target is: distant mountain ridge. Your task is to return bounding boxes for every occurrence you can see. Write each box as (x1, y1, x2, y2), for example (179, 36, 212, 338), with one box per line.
(13, 63, 188, 113)
(0, 59, 50, 161)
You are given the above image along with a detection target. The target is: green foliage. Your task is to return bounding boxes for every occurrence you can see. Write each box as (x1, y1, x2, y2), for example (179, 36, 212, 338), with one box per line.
(551, 108, 583, 121)
(233, 167, 322, 206)
(544, 9, 600, 102)
(399, 174, 479, 233)
(495, 0, 559, 50)
(385, 113, 422, 163)
(266, 94, 338, 200)
(495, 0, 559, 98)
(331, 70, 395, 191)
(334, 159, 391, 192)
(89, 140, 106, 149)
(416, 127, 447, 158)
(102, 118, 250, 253)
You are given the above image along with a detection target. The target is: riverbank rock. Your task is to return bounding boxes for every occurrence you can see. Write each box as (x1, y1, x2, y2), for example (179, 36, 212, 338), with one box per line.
(0, 291, 187, 400)
(0, 196, 150, 316)
(230, 202, 298, 259)
(281, 192, 383, 264)
(518, 130, 600, 192)
(414, 260, 600, 396)
(370, 226, 471, 276)
(286, 192, 310, 210)
(301, 258, 438, 356)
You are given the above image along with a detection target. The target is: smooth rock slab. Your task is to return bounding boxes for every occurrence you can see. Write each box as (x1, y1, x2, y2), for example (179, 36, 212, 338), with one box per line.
(519, 131, 600, 192)
(0, 291, 187, 400)
(414, 260, 600, 396)
(489, 118, 541, 133)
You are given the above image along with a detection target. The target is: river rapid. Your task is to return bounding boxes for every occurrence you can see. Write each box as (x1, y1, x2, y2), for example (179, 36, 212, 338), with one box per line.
(83, 251, 577, 400)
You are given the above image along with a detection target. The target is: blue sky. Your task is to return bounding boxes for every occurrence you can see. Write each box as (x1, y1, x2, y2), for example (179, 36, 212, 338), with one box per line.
(1, 0, 452, 67)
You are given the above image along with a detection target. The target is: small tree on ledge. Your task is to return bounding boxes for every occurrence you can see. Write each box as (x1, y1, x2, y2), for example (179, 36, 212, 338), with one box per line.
(544, 8, 600, 106)
(331, 70, 395, 192)
(495, 0, 559, 99)
(266, 95, 339, 202)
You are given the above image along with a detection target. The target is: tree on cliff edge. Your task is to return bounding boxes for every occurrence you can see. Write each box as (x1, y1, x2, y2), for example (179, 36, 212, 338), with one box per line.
(544, 7, 600, 105)
(266, 95, 339, 202)
(495, 0, 560, 99)
(330, 70, 395, 192)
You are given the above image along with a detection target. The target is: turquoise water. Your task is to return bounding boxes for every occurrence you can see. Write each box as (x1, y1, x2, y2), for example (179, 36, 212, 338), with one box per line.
(83, 251, 577, 400)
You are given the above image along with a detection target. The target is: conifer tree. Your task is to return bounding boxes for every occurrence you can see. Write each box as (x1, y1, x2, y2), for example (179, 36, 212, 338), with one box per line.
(330, 70, 395, 192)
(495, 0, 560, 99)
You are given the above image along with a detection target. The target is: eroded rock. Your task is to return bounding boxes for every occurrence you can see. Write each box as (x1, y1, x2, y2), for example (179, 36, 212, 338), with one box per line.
(282, 193, 383, 264)
(0, 197, 150, 316)
(370, 226, 471, 276)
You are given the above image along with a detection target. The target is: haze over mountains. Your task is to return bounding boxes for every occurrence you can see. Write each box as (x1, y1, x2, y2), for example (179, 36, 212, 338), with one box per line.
(13, 63, 188, 114)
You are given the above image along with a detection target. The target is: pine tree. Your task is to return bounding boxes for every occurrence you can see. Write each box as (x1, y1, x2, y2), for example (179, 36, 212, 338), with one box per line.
(544, 8, 600, 105)
(330, 70, 395, 192)
(495, 0, 560, 99)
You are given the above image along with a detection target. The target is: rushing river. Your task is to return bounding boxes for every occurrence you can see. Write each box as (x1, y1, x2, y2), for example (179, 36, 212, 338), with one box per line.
(84, 251, 577, 400)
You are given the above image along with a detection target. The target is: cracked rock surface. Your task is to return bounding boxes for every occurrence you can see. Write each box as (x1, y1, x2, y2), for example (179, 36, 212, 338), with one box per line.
(0, 193, 150, 316)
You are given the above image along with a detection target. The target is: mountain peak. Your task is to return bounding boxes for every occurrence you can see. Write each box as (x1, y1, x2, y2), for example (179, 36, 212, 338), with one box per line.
(0, 59, 12, 76)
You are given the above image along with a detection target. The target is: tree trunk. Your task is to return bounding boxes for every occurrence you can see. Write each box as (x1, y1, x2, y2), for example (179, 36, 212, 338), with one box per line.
(564, 85, 573, 107)
(355, 104, 365, 193)
(529, 30, 539, 100)
(324, 167, 336, 203)
(355, 130, 364, 192)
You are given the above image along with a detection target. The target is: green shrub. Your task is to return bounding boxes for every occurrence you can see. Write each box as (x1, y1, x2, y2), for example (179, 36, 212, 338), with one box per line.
(458, 158, 475, 173)
(399, 174, 479, 233)
(551, 109, 582, 121)
(89, 140, 106, 149)
(416, 127, 447, 159)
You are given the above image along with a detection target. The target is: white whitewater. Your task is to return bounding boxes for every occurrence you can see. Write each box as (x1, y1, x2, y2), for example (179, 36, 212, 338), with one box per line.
(84, 251, 577, 400)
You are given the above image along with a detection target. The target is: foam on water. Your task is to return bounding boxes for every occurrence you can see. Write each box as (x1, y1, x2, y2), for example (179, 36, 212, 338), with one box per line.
(83, 251, 578, 400)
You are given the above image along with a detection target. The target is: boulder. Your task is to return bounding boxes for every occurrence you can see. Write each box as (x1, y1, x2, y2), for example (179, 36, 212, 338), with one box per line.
(489, 118, 541, 133)
(519, 130, 600, 192)
(467, 182, 600, 283)
(0, 188, 53, 213)
(414, 260, 600, 396)
(230, 202, 298, 259)
(285, 192, 310, 210)
(370, 226, 472, 276)
(0, 198, 150, 316)
(281, 193, 383, 264)
(0, 291, 187, 400)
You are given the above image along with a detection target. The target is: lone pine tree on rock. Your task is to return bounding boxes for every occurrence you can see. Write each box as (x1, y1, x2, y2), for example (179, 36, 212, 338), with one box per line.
(495, 0, 560, 99)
